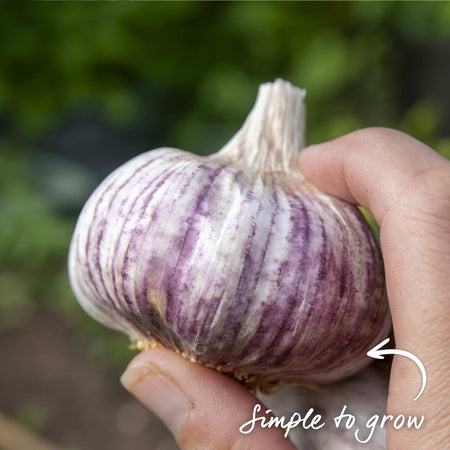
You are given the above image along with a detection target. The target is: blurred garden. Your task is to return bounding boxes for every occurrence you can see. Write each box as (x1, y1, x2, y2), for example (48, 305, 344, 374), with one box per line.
(0, 2, 449, 449)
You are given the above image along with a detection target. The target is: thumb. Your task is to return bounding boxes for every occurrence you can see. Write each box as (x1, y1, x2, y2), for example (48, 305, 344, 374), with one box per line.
(121, 348, 296, 450)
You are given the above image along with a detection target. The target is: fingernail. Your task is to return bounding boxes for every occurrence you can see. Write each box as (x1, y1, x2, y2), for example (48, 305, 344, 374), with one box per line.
(121, 362, 190, 435)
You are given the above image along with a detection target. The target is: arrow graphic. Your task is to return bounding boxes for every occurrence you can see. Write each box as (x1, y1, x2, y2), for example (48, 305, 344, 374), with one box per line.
(367, 338, 427, 402)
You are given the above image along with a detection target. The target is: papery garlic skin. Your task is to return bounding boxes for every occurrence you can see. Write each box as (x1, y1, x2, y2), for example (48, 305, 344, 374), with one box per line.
(69, 80, 391, 389)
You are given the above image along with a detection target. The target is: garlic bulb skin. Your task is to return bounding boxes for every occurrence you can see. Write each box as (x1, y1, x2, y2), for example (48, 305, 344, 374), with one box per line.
(69, 79, 391, 389)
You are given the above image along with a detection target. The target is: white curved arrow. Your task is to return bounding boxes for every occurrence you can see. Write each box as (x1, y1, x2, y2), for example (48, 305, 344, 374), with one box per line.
(367, 338, 426, 402)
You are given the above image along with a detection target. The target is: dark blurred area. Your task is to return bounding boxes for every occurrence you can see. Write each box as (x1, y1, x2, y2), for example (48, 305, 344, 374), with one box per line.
(0, 3, 449, 449)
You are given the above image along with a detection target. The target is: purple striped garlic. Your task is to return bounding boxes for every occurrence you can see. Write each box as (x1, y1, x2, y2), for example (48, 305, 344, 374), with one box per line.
(68, 79, 391, 391)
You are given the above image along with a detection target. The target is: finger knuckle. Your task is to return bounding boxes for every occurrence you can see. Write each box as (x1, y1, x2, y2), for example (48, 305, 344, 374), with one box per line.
(353, 127, 406, 146)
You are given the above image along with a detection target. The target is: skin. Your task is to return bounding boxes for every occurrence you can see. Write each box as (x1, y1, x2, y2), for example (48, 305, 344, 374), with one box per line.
(121, 128, 450, 450)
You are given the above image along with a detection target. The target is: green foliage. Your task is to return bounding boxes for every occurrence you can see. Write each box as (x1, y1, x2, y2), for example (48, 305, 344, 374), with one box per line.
(0, 148, 73, 269)
(0, 145, 76, 329)
(1, 3, 450, 144)
(0, 2, 449, 370)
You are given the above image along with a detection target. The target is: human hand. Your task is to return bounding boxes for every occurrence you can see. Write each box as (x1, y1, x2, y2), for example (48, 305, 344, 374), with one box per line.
(120, 128, 450, 449)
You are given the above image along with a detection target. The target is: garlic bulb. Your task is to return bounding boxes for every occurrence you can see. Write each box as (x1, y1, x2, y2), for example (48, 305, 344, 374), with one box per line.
(68, 79, 391, 390)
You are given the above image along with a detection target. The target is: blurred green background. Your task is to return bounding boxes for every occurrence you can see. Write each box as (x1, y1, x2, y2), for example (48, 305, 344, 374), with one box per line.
(0, 2, 449, 449)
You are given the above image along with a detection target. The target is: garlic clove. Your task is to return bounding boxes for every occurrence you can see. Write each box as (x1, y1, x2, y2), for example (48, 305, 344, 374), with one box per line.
(68, 79, 391, 391)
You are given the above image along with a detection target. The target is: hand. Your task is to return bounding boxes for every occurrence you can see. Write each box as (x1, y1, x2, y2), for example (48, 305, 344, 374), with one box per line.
(120, 128, 450, 449)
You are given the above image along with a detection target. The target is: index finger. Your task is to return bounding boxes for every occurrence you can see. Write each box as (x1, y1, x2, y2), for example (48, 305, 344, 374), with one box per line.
(299, 127, 450, 227)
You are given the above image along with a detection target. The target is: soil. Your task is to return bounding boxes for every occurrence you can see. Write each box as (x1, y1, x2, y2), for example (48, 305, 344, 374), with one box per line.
(0, 308, 178, 450)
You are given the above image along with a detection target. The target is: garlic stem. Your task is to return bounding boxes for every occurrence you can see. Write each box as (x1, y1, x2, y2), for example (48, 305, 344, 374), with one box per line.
(214, 79, 306, 173)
